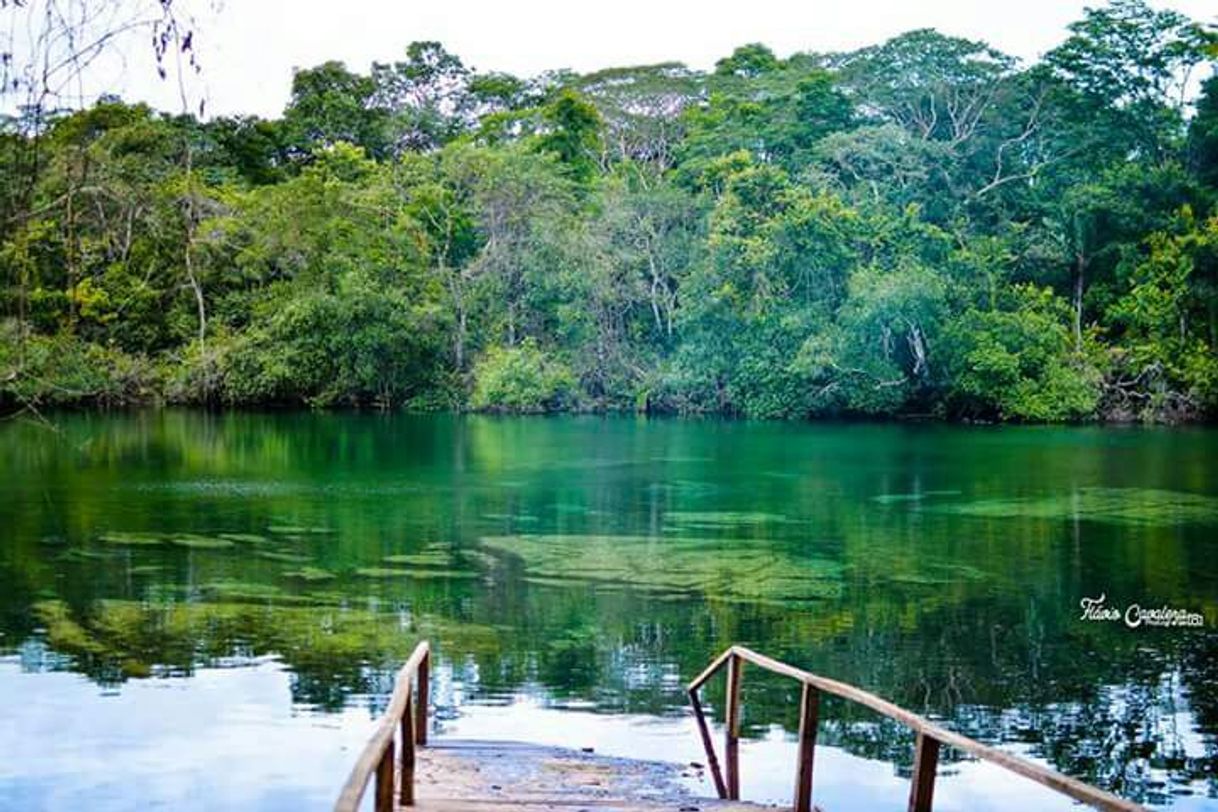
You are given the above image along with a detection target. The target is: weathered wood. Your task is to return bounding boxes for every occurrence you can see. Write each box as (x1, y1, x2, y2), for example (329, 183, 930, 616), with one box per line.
(416, 649, 430, 745)
(402, 693, 417, 806)
(688, 688, 727, 799)
(723, 646, 1145, 812)
(793, 683, 819, 812)
(724, 653, 743, 800)
(335, 641, 431, 812)
(908, 732, 939, 812)
(375, 737, 395, 812)
(688, 646, 736, 692)
(410, 740, 778, 812)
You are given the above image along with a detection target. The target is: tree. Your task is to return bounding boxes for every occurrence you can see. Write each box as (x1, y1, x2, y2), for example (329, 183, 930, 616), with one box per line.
(1042, 0, 1213, 160)
(371, 41, 473, 154)
(944, 284, 1101, 421)
(282, 61, 386, 159)
(1190, 76, 1218, 189)
(798, 263, 948, 415)
(536, 89, 604, 183)
(4, 2, 1217, 425)
(1103, 213, 1218, 420)
(470, 339, 575, 412)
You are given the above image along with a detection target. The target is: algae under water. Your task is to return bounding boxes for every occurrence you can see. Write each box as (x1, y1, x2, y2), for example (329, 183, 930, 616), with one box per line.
(1, 412, 1216, 810)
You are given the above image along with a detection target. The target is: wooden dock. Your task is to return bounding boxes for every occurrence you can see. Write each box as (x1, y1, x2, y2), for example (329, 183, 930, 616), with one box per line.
(406, 739, 776, 812)
(335, 641, 1148, 812)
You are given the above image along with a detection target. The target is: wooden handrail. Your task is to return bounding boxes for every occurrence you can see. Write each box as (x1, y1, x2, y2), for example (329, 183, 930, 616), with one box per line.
(687, 645, 1147, 812)
(336, 641, 431, 812)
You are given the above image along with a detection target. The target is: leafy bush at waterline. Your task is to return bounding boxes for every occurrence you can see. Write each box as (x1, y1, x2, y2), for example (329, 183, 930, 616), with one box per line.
(471, 342, 576, 413)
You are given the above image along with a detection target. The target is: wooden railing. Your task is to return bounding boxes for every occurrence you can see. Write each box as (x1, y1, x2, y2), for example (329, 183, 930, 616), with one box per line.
(688, 645, 1146, 812)
(335, 641, 431, 812)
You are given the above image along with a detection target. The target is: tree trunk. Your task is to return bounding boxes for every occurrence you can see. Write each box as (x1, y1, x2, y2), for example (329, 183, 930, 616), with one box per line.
(183, 145, 205, 348)
(1073, 253, 1086, 352)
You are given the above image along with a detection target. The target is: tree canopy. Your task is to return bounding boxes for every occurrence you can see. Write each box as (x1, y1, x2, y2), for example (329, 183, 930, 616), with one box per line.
(3, 0, 1217, 422)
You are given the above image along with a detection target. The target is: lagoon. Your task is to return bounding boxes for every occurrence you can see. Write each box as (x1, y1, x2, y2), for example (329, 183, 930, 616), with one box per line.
(1, 412, 1215, 809)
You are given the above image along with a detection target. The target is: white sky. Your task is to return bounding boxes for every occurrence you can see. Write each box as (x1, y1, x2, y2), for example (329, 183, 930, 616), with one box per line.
(26, 0, 1218, 119)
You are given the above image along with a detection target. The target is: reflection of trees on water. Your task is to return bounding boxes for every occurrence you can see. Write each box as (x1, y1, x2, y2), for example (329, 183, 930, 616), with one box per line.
(9, 583, 1213, 803)
(2, 412, 1216, 803)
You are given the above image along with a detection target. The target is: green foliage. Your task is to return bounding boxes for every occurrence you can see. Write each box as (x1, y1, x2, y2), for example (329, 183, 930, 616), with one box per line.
(944, 285, 1101, 422)
(0, 321, 157, 408)
(3, 7, 1218, 424)
(470, 340, 576, 412)
(1191, 77, 1218, 189)
(1104, 214, 1218, 418)
(221, 275, 445, 407)
(536, 90, 604, 183)
(798, 264, 948, 415)
(282, 61, 387, 159)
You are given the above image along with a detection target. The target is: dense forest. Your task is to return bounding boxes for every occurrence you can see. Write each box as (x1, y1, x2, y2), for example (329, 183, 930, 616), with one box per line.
(2, 0, 1218, 422)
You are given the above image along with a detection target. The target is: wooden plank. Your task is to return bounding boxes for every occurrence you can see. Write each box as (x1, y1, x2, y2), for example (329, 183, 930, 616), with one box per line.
(727, 646, 1145, 812)
(687, 646, 735, 692)
(734, 647, 927, 731)
(688, 688, 727, 799)
(793, 683, 819, 812)
(376, 737, 396, 812)
(409, 739, 782, 812)
(724, 653, 743, 801)
(335, 641, 430, 812)
(908, 732, 939, 812)
(402, 693, 417, 806)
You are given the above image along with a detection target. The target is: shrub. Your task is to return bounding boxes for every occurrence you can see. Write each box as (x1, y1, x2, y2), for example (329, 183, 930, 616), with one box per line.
(943, 285, 1101, 422)
(0, 320, 158, 409)
(470, 340, 575, 412)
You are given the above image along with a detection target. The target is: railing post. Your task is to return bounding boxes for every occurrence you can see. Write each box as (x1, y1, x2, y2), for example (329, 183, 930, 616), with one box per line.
(725, 652, 743, 800)
(793, 682, 820, 812)
(401, 692, 416, 806)
(689, 689, 728, 799)
(375, 737, 395, 812)
(416, 648, 429, 746)
(908, 732, 940, 812)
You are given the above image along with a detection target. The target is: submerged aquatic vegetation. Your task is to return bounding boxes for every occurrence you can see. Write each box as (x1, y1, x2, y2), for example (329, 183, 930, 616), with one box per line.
(282, 567, 337, 582)
(355, 567, 478, 581)
(663, 511, 789, 526)
(200, 580, 342, 605)
(217, 533, 272, 545)
(97, 532, 165, 546)
(56, 548, 116, 561)
(267, 525, 334, 535)
(383, 549, 453, 567)
(936, 487, 1218, 526)
(480, 534, 842, 604)
(254, 550, 313, 564)
(871, 490, 962, 505)
(169, 534, 236, 550)
(353, 567, 405, 578)
(202, 580, 290, 602)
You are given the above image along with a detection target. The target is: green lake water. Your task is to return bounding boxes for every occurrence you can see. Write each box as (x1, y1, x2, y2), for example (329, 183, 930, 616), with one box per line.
(0, 411, 1216, 810)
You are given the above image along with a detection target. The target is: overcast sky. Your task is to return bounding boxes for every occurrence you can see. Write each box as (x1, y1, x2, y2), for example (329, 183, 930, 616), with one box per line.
(53, 0, 1218, 118)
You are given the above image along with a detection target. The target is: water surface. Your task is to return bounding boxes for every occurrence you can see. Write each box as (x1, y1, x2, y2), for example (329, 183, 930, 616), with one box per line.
(1, 412, 1215, 809)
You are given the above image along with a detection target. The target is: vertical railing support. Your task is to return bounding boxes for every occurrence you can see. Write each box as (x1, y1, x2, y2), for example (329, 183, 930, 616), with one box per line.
(416, 649, 429, 746)
(793, 682, 820, 812)
(401, 692, 416, 806)
(375, 737, 395, 812)
(908, 732, 940, 812)
(689, 688, 728, 799)
(725, 652, 743, 800)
